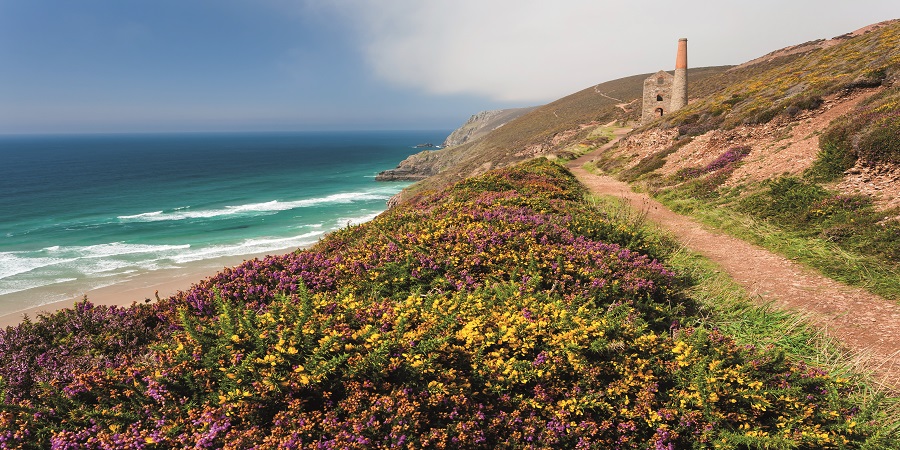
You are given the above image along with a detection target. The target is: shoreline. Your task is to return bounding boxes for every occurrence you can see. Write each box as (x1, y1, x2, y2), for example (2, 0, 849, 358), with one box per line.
(0, 247, 305, 328)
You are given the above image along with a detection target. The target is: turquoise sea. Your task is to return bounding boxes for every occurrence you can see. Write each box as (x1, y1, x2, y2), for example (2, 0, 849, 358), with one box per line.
(0, 130, 446, 314)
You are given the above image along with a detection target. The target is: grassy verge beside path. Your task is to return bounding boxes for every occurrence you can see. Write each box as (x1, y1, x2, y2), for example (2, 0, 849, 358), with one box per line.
(586, 193, 900, 445)
(654, 192, 900, 303)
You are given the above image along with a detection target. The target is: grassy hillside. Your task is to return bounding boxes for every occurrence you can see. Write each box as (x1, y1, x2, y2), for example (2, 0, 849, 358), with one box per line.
(390, 21, 900, 300)
(1, 159, 897, 448)
(395, 66, 730, 201)
(668, 20, 900, 132)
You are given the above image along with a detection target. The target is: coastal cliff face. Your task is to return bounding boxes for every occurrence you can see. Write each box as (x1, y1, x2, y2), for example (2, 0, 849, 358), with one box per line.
(375, 107, 535, 182)
(442, 107, 536, 147)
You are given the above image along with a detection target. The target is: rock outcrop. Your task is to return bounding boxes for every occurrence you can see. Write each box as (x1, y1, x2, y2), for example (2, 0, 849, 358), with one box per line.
(442, 107, 535, 148)
(374, 150, 443, 181)
(376, 107, 535, 182)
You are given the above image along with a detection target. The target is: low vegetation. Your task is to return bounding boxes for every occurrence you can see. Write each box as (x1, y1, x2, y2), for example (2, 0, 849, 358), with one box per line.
(0, 159, 897, 448)
(625, 85, 900, 300)
(641, 157, 900, 300)
(814, 86, 900, 179)
(667, 22, 900, 132)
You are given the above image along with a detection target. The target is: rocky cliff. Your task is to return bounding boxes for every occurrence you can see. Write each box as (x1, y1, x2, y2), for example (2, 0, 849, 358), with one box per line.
(374, 150, 443, 181)
(375, 107, 535, 182)
(442, 107, 536, 147)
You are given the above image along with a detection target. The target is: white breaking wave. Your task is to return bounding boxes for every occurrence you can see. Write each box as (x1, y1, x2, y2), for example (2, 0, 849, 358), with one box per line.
(0, 243, 190, 282)
(0, 252, 76, 280)
(0, 277, 78, 297)
(117, 211, 164, 220)
(170, 231, 325, 263)
(48, 242, 191, 259)
(333, 211, 382, 229)
(1, 192, 396, 302)
(117, 191, 394, 223)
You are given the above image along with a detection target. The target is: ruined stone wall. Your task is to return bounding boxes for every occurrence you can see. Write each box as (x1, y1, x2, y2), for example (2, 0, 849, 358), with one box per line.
(640, 71, 673, 125)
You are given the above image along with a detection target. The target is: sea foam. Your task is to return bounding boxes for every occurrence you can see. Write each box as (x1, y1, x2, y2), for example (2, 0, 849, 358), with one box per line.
(0, 277, 79, 297)
(117, 191, 392, 223)
(0, 243, 191, 282)
(171, 231, 324, 263)
(0, 253, 75, 280)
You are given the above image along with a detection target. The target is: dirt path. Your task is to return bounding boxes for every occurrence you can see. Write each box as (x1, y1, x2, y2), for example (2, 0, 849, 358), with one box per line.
(567, 132, 900, 390)
(593, 88, 629, 111)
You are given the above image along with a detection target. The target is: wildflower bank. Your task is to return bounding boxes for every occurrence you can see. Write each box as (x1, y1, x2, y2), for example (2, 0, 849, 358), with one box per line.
(0, 159, 888, 448)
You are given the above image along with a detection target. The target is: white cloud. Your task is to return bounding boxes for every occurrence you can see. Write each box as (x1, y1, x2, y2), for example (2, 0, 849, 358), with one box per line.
(308, 0, 896, 103)
(332, 0, 651, 102)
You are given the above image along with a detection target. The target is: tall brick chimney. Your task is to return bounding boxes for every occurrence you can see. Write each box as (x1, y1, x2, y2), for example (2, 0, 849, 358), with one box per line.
(670, 38, 688, 112)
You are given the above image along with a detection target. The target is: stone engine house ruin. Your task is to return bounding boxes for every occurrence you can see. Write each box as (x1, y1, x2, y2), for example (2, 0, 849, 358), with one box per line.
(641, 38, 688, 125)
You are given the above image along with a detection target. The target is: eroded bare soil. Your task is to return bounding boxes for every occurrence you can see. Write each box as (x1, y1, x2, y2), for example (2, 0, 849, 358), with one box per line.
(613, 88, 900, 212)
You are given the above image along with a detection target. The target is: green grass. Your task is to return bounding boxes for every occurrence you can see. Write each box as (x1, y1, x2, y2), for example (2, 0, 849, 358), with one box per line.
(618, 145, 679, 182)
(587, 193, 900, 446)
(669, 246, 900, 449)
(587, 125, 617, 142)
(548, 125, 627, 163)
(814, 86, 900, 174)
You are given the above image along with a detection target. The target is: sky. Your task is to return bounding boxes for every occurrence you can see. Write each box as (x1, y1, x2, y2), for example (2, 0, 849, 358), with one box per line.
(0, 0, 896, 134)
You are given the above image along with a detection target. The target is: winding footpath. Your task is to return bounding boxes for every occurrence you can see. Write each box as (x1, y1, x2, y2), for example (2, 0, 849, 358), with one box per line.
(567, 130, 900, 390)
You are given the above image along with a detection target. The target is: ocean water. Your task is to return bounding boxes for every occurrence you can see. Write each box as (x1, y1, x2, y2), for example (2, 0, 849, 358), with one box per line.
(0, 130, 446, 312)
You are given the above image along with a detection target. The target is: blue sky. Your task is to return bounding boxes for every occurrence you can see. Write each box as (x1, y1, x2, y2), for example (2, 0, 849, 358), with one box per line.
(0, 1, 896, 134)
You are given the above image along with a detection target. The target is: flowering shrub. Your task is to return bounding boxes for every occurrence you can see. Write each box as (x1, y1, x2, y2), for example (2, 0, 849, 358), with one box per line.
(670, 146, 752, 199)
(0, 300, 162, 402)
(807, 87, 900, 182)
(0, 159, 881, 448)
(675, 146, 752, 182)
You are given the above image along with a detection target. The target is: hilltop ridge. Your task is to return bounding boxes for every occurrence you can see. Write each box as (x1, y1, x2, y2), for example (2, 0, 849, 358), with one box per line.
(380, 66, 729, 200)
(384, 20, 899, 207)
(442, 107, 537, 148)
(732, 19, 899, 71)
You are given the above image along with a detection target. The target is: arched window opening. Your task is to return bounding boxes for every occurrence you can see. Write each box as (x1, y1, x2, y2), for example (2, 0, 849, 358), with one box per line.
(656, 94, 663, 101)
(656, 108, 664, 117)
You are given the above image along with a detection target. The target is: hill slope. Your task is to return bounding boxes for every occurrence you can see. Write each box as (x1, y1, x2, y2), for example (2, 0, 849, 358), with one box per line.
(386, 19, 900, 299)
(442, 107, 537, 148)
(589, 19, 900, 299)
(388, 20, 899, 208)
(2, 19, 899, 449)
(384, 66, 729, 200)
(376, 107, 537, 182)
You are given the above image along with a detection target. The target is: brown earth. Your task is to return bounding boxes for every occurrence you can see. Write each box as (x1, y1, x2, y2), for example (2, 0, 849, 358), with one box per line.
(567, 131, 900, 390)
(613, 87, 900, 212)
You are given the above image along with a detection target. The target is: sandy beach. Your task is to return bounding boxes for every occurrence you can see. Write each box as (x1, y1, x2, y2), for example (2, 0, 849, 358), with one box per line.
(0, 248, 303, 328)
